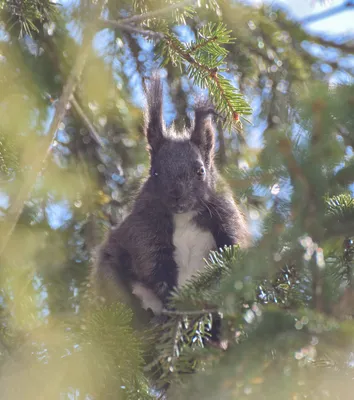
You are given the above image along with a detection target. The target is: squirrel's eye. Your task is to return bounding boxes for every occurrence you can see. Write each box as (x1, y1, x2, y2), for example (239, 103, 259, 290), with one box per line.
(197, 166, 206, 176)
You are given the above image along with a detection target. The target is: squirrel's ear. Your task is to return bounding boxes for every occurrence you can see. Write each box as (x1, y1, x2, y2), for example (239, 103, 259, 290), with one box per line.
(144, 73, 165, 153)
(190, 101, 215, 167)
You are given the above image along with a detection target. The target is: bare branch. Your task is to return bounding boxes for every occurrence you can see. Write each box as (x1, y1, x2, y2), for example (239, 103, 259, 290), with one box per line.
(71, 96, 106, 148)
(99, 0, 195, 38)
(161, 308, 218, 316)
(0, 5, 105, 258)
(302, 1, 353, 25)
(100, 20, 163, 39)
(116, 0, 193, 24)
(313, 35, 354, 54)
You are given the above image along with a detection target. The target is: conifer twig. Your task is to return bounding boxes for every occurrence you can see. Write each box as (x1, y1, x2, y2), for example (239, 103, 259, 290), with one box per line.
(189, 34, 219, 53)
(164, 35, 243, 123)
(101, 16, 251, 126)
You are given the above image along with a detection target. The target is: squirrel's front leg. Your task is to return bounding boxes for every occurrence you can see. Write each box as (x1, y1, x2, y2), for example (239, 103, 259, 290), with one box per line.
(133, 215, 178, 314)
(150, 245, 178, 305)
(132, 247, 178, 315)
(197, 194, 248, 250)
(136, 209, 179, 308)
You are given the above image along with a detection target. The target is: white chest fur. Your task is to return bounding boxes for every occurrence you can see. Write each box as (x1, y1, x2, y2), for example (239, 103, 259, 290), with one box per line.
(173, 211, 216, 287)
(132, 211, 216, 314)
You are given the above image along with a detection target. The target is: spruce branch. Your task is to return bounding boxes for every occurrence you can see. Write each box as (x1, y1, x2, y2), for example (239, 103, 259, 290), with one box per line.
(324, 194, 354, 238)
(326, 194, 354, 219)
(158, 24, 252, 127)
(276, 136, 310, 221)
(100, 16, 252, 127)
(169, 246, 242, 310)
(0, 133, 19, 180)
(1, 0, 59, 36)
(278, 133, 325, 311)
(188, 34, 218, 53)
(187, 22, 231, 55)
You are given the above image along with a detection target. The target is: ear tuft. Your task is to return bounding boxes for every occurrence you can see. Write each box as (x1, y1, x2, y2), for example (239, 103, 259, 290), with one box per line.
(190, 99, 216, 167)
(144, 72, 165, 152)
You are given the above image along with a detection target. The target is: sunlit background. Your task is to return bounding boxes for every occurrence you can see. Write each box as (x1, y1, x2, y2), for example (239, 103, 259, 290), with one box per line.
(1, 0, 354, 399)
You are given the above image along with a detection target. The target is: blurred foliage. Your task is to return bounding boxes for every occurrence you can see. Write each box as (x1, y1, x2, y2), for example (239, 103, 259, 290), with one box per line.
(0, 0, 59, 37)
(1, 0, 354, 399)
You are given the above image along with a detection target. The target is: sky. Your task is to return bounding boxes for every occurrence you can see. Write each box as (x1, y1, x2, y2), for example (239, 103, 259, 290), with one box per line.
(262, 0, 354, 36)
(58, 0, 354, 37)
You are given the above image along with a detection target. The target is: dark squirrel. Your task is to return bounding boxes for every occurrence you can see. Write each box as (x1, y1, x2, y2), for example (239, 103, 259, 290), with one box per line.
(91, 73, 250, 335)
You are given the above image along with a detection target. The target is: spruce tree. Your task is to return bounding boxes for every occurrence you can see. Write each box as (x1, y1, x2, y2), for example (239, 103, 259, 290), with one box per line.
(1, 0, 354, 399)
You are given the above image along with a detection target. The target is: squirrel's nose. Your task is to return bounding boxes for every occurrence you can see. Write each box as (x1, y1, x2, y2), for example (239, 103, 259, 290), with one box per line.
(169, 187, 183, 200)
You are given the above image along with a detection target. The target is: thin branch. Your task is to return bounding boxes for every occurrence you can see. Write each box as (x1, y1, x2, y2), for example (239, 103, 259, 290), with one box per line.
(0, 333, 12, 355)
(189, 34, 218, 53)
(100, 20, 163, 39)
(166, 34, 214, 73)
(116, 0, 193, 24)
(313, 35, 354, 54)
(39, 37, 107, 149)
(99, 0, 193, 34)
(143, 354, 164, 372)
(0, 9, 103, 257)
(276, 13, 354, 54)
(161, 308, 218, 316)
(71, 96, 106, 148)
(325, 220, 354, 239)
(302, 1, 353, 25)
(171, 316, 182, 364)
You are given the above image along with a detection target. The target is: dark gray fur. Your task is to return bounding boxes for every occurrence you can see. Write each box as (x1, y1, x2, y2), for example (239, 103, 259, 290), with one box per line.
(91, 74, 249, 326)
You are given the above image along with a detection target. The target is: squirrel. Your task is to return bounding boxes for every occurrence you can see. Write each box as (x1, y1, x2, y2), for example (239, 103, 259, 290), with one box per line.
(91, 73, 250, 339)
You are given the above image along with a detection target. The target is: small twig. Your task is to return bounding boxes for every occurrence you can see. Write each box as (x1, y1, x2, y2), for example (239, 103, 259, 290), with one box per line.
(0, 333, 12, 355)
(217, 120, 227, 167)
(116, 0, 193, 24)
(143, 354, 164, 372)
(166, 34, 212, 73)
(189, 35, 218, 53)
(71, 96, 106, 148)
(99, 0, 193, 35)
(171, 316, 182, 365)
(0, 4, 104, 258)
(276, 12, 354, 55)
(100, 20, 163, 39)
(313, 35, 354, 54)
(302, 1, 353, 25)
(161, 308, 218, 316)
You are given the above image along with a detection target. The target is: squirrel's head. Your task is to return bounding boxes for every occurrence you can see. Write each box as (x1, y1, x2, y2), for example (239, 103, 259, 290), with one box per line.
(144, 74, 216, 214)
